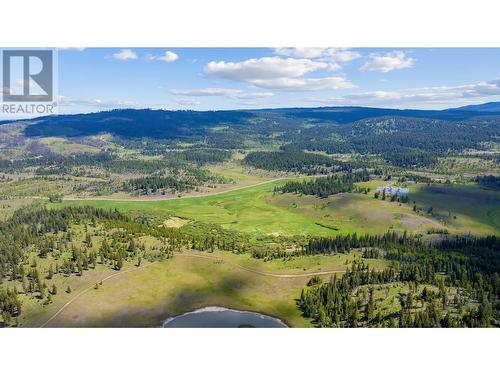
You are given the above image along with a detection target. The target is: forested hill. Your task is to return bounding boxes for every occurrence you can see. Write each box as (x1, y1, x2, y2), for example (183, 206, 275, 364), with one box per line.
(451, 101, 500, 112)
(259, 106, 492, 123)
(21, 109, 254, 138)
(10, 104, 500, 140)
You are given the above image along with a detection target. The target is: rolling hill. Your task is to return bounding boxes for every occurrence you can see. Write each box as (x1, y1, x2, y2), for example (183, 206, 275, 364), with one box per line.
(2, 103, 499, 140)
(452, 101, 500, 112)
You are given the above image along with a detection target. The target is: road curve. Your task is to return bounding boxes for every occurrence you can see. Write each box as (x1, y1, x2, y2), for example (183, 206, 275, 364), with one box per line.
(178, 252, 347, 278)
(39, 251, 345, 327)
(63, 178, 287, 202)
(39, 262, 155, 328)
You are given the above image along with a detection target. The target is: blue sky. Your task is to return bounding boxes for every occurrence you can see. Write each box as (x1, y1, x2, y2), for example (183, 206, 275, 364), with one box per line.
(55, 48, 500, 113)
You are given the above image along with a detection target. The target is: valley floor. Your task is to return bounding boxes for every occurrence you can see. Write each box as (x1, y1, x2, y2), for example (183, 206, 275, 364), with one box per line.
(21, 250, 385, 328)
(50, 178, 500, 238)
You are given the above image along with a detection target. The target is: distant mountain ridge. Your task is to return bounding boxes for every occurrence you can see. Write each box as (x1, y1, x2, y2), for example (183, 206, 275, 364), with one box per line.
(450, 101, 500, 112)
(261, 106, 487, 123)
(1, 102, 499, 139)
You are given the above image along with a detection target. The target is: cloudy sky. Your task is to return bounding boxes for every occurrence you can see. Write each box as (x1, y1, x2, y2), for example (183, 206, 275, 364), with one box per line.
(54, 48, 500, 113)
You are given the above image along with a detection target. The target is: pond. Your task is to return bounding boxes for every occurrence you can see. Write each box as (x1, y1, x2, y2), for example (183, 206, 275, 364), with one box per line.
(163, 306, 288, 328)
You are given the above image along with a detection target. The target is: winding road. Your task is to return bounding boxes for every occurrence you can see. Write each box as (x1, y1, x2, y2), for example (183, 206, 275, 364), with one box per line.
(39, 176, 328, 327)
(39, 262, 156, 328)
(178, 252, 347, 278)
(39, 251, 345, 327)
(62, 178, 287, 202)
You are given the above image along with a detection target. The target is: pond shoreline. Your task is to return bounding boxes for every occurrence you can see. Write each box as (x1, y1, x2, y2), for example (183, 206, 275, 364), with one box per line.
(162, 306, 289, 328)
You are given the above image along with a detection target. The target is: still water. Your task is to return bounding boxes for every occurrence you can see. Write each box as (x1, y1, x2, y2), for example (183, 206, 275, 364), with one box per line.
(163, 306, 287, 328)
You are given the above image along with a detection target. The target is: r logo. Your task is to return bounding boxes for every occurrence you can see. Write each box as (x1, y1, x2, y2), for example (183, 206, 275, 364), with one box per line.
(2, 50, 53, 102)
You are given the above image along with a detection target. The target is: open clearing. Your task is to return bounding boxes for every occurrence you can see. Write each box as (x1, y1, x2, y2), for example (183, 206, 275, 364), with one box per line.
(53, 179, 338, 237)
(50, 179, 498, 237)
(30, 250, 384, 328)
(162, 216, 190, 228)
(39, 137, 101, 155)
(411, 184, 500, 235)
(268, 191, 445, 235)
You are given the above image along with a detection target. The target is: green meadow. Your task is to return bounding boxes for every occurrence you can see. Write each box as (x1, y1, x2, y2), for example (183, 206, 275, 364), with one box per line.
(20, 178, 498, 328)
(410, 183, 500, 236)
(52, 179, 336, 237)
(19, 249, 384, 328)
(50, 179, 500, 238)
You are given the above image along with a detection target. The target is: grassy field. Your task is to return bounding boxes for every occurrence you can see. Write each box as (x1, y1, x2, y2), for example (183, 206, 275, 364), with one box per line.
(49, 178, 500, 238)
(436, 156, 499, 176)
(39, 136, 101, 155)
(0, 197, 44, 220)
(0, 177, 66, 197)
(268, 192, 444, 235)
(411, 183, 500, 235)
(52, 179, 341, 238)
(208, 161, 270, 183)
(18, 250, 383, 327)
(15, 262, 136, 328)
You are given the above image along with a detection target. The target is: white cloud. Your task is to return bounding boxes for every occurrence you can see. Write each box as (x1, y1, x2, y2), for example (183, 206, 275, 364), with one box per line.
(148, 50, 179, 62)
(327, 63, 342, 72)
(15, 79, 26, 88)
(13, 78, 46, 95)
(274, 48, 361, 63)
(111, 49, 138, 61)
(173, 98, 201, 106)
(203, 56, 354, 92)
(329, 49, 362, 63)
(350, 79, 500, 103)
(159, 51, 179, 62)
(170, 87, 274, 99)
(58, 96, 142, 108)
(462, 78, 500, 97)
(204, 57, 328, 81)
(360, 51, 414, 73)
(274, 47, 326, 59)
(304, 78, 500, 108)
(250, 77, 355, 91)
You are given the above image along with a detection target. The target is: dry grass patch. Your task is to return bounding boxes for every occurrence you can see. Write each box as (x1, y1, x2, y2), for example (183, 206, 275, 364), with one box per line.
(162, 216, 190, 228)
